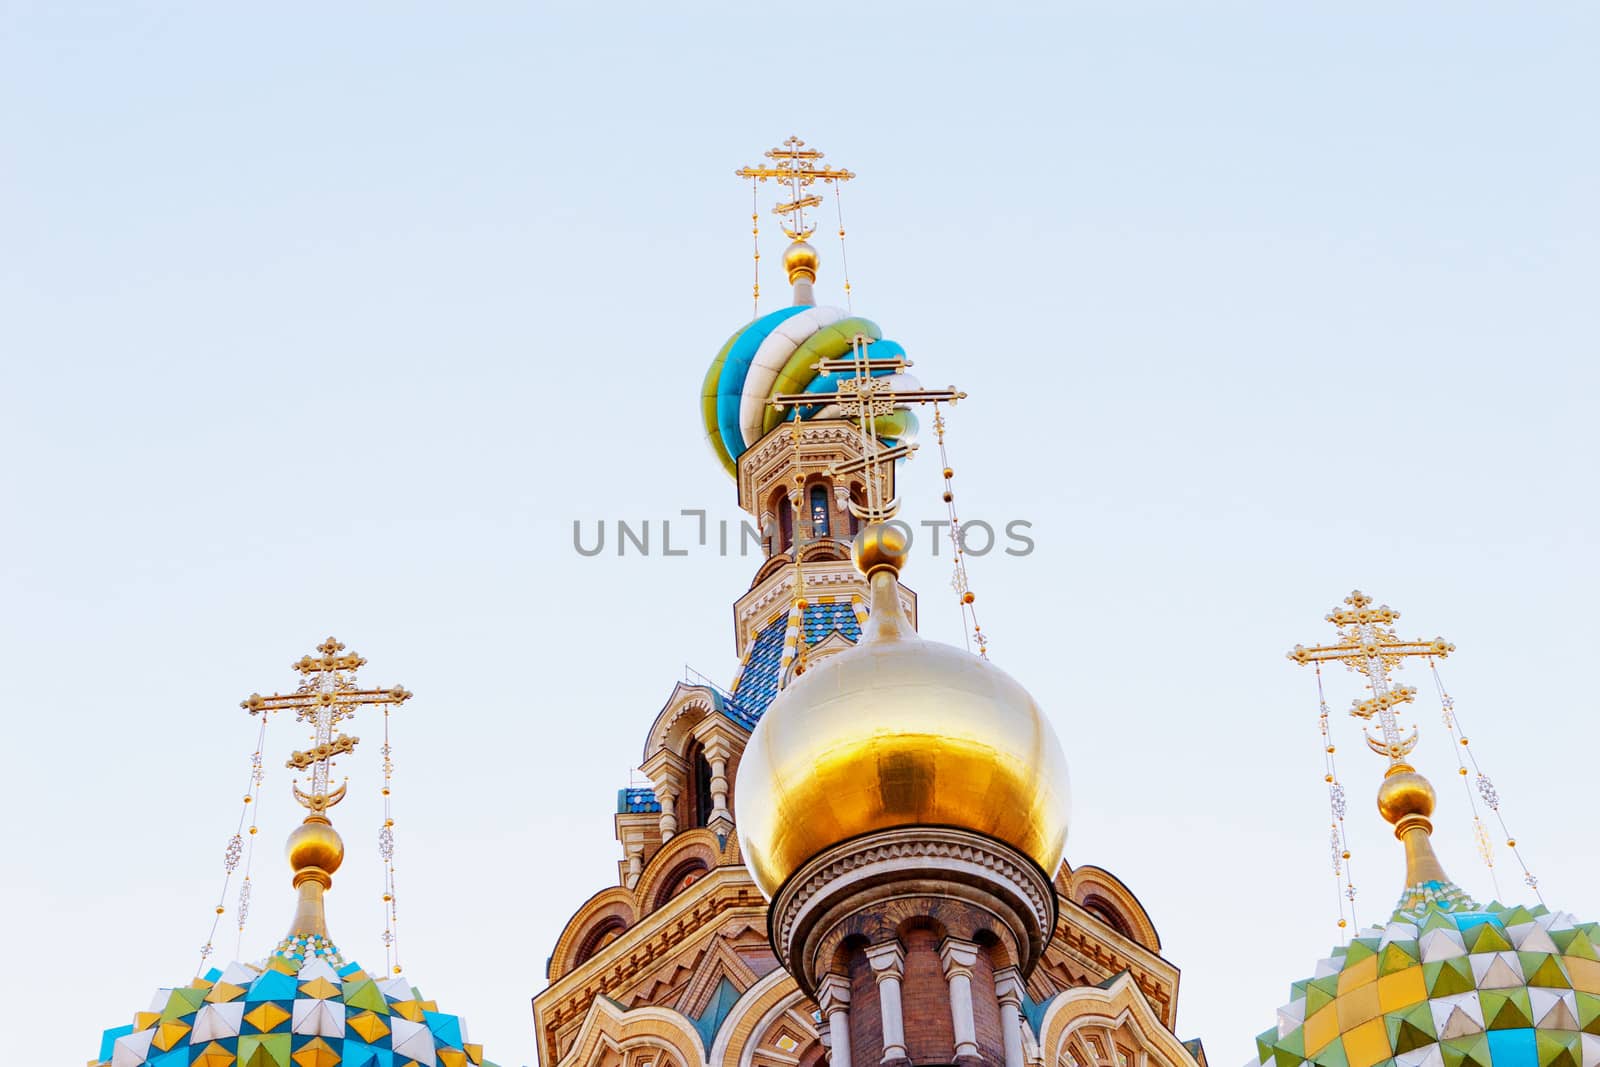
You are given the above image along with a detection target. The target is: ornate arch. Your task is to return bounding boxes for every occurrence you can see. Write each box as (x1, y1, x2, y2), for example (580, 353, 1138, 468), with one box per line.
(633, 828, 723, 917)
(708, 966, 821, 1067)
(556, 997, 706, 1067)
(549, 886, 640, 982)
(643, 683, 723, 765)
(1036, 975, 1195, 1067)
(797, 540, 849, 563)
(1065, 866, 1161, 952)
(749, 551, 793, 588)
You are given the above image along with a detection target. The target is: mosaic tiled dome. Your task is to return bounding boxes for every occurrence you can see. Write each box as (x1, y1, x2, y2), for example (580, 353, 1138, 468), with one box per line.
(1251, 897, 1600, 1067)
(92, 937, 495, 1067)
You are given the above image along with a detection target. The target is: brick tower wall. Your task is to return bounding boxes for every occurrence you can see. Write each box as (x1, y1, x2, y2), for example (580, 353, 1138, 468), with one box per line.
(969, 941, 1004, 1067)
(848, 945, 886, 1066)
(901, 925, 956, 1063)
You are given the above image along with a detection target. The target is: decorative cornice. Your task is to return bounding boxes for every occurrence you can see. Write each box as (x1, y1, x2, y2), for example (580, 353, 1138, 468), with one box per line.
(733, 561, 915, 657)
(735, 418, 897, 519)
(1049, 914, 1177, 1026)
(643, 683, 732, 766)
(770, 827, 1055, 989)
(1035, 973, 1198, 1067)
(536, 873, 770, 1043)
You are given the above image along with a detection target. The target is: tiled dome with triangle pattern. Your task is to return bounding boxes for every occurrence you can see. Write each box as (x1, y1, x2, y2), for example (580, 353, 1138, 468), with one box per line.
(87, 641, 498, 1067)
(1250, 898, 1600, 1067)
(91, 937, 497, 1067)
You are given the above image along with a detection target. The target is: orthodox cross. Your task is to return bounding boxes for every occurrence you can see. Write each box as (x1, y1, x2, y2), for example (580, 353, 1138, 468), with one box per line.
(771, 335, 966, 523)
(736, 136, 855, 240)
(241, 637, 412, 813)
(1288, 591, 1454, 765)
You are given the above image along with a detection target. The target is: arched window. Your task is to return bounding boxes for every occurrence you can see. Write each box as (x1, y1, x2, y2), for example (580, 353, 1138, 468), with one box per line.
(574, 916, 628, 966)
(778, 500, 794, 554)
(848, 484, 866, 536)
(655, 858, 711, 909)
(1082, 895, 1134, 940)
(686, 740, 714, 829)
(809, 484, 831, 538)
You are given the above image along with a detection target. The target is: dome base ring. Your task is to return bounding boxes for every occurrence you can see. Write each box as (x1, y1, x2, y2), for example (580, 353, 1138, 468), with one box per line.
(768, 824, 1058, 996)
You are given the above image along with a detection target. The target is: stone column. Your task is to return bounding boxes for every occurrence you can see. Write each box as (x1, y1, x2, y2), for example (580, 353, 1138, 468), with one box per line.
(865, 941, 909, 1064)
(704, 738, 734, 834)
(939, 938, 982, 1062)
(994, 966, 1027, 1067)
(817, 973, 853, 1067)
(656, 786, 678, 842)
(624, 845, 643, 889)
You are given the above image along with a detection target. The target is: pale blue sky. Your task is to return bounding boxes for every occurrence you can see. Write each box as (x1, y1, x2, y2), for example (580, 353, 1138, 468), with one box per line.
(3, 5, 1597, 1066)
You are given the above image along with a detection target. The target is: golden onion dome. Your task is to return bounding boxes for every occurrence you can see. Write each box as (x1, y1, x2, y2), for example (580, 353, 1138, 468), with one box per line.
(735, 525, 1072, 898)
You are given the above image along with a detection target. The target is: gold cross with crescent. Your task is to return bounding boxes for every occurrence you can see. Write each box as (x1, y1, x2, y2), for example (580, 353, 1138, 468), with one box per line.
(241, 637, 412, 813)
(736, 135, 856, 241)
(1288, 591, 1454, 764)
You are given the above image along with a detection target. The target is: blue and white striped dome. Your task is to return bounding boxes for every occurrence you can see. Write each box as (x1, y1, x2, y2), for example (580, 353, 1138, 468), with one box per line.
(699, 305, 920, 476)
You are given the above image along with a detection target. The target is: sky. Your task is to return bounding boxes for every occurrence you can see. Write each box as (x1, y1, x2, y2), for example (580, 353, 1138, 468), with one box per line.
(2, 4, 1597, 1066)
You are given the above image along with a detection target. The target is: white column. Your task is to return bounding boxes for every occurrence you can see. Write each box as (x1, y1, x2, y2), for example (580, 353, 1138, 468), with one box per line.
(994, 966, 1027, 1067)
(939, 938, 982, 1061)
(865, 942, 908, 1063)
(656, 786, 678, 842)
(817, 973, 853, 1067)
(624, 845, 643, 889)
(704, 739, 734, 833)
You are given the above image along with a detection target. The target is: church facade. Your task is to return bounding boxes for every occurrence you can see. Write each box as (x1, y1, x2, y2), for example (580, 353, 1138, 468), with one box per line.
(530, 140, 1202, 1067)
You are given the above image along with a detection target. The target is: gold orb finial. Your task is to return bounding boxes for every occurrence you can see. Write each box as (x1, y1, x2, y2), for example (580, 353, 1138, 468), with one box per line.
(783, 240, 819, 285)
(852, 522, 908, 578)
(1376, 762, 1436, 834)
(287, 815, 345, 887)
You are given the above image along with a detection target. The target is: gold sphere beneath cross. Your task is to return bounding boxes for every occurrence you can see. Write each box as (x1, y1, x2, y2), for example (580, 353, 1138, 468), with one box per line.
(1377, 764, 1436, 828)
(851, 523, 909, 577)
(783, 240, 819, 284)
(287, 816, 345, 878)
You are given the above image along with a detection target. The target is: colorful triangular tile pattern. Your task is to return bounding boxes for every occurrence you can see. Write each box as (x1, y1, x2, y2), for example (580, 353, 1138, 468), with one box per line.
(1252, 897, 1600, 1067)
(91, 945, 497, 1067)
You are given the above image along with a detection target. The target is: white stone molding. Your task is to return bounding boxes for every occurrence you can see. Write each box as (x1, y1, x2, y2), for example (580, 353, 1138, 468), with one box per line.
(865, 942, 909, 1063)
(733, 559, 916, 658)
(939, 937, 983, 1061)
(816, 973, 853, 1067)
(1035, 974, 1198, 1067)
(994, 966, 1028, 1067)
(737, 419, 895, 520)
(770, 826, 1057, 994)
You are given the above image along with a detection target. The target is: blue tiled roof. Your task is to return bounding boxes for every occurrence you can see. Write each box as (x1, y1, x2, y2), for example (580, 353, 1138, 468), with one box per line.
(618, 786, 662, 813)
(802, 600, 861, 648)
(719, 694, 762, 731)
(732, 616, 788, 720)
(731, 602, 863, 723)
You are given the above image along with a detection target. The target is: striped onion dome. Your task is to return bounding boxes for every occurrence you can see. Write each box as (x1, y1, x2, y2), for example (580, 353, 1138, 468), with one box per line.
(699, 304, 921, 476)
